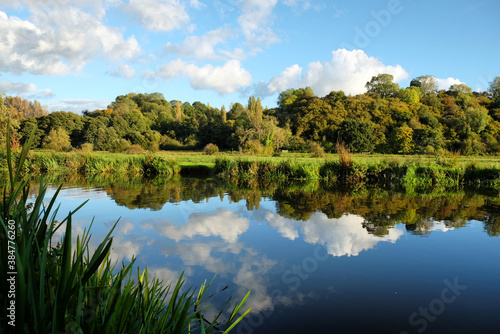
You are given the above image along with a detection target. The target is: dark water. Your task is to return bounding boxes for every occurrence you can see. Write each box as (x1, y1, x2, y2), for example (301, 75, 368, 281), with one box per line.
(42, 178, 500, 334)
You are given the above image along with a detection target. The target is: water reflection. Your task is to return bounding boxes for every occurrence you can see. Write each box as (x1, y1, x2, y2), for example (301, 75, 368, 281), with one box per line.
(42, 177, 500, 333)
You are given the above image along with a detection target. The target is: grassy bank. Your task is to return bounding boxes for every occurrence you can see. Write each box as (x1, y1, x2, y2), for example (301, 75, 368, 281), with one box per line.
(0, 125, 250, 333)
(1, 149, 500, 191)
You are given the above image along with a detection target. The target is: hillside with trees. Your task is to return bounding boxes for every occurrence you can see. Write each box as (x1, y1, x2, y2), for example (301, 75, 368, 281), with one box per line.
(2, 75, 500, 156)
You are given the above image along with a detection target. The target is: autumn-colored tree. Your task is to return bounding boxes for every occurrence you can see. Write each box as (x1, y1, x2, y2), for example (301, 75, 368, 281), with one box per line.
(43, 128, 71, 151)
(394, 126, 414, 154)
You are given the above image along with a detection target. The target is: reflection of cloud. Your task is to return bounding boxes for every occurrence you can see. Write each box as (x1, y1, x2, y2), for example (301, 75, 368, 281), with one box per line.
(263, 211, 403, 257)
(165, 240, 277, 312)
(144, 208, 250, 243)
(301, 213, 403, 257)
(265, 211, 299, 240)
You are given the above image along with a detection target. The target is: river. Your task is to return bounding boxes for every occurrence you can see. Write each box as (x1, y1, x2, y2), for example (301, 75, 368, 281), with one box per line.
(41, 178, 500, 334)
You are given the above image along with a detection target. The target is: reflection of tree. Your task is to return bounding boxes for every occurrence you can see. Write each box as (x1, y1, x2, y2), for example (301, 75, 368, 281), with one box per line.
(481, 203, 500, 236)
(25, 175, 500, 237)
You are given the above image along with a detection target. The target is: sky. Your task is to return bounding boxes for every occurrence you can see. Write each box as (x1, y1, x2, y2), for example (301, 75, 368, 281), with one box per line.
(0, 0, 499, 113)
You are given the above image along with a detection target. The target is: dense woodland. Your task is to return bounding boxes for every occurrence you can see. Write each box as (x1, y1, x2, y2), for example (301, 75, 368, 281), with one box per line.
(2, 74, 500, 155)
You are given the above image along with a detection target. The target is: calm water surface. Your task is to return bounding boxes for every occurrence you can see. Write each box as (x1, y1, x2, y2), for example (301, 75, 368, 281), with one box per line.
(42, 179, 500, 334)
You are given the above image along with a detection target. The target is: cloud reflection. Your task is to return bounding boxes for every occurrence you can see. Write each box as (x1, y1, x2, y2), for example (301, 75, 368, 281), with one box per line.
(144, 208, 249, 243)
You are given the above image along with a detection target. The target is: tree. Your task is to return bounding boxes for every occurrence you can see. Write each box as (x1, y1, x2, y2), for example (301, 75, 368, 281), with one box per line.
(410, 75, 438, 96)
(43, 128, 71, 151)
(366, 74, 399, 98)
(465, 106, 489, 134)
(338, 118, 375, 152)
(398, 87, 421, 104)
(489, 76, 500, 102)
(394, 126, 414, 154)
(448, 83, 472, 96)
(221, 105, 227, 123)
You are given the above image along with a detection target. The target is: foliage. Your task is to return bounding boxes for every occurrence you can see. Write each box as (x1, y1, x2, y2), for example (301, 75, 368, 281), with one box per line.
(126, 144, 146, 154)
(365, 74, 399, 98)
(204, 143, 219, 155)
(308, 142, 326, 158)
(4, 76, 500, 156)
(42, 128, 72, 151)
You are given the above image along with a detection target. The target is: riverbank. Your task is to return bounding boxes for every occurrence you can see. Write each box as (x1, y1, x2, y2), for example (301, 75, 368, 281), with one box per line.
(1, 150, 500, 191)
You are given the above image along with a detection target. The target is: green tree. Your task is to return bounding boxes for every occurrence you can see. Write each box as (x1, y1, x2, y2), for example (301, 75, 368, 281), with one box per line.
(398, 87, 421, 104)
(465, 106, 489, 134)
(338, 118, 375, 152)
(19, 118, 44, 148)
(448, 83, 472, 96)
(410, 75, 438, 96)
(489, 77, 500, 102)
(366, 74, 399, 98)
(43, 128, 71, 151)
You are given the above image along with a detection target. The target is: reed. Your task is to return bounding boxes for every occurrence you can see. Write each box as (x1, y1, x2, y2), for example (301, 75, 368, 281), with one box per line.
(0, 121, 250, 333)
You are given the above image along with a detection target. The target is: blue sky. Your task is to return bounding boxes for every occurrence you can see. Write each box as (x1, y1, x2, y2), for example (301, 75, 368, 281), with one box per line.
(0, 0, 499, 113)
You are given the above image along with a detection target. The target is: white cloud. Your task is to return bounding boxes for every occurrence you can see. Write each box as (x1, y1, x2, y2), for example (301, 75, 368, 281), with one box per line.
(47, 99, 109, 112)
(164, 27, 236, 60)
(0, 6, 141, 75)
(265, 49, 408, 96)
(267, 64, 302, 94)
(189, 0, 206, 9)
(123, 0, 190, 32)
(238, 0, 280, 48)
(0, 80, 54, 99)
(436, 77, 465, 91)
(156, 59, 252, 94)
(107, 64, 136, 78)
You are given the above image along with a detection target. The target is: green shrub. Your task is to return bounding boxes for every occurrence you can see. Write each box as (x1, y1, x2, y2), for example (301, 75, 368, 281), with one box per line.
(204, 143, 219, 155)
(309, 142, 326, 158)
(126, 144, 146, 154)
(80, 142, 93, 152)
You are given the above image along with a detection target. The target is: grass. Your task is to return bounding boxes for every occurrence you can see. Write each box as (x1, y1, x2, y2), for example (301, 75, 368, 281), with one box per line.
(0, 121, 250, 333)
(1, 147, 500, 190)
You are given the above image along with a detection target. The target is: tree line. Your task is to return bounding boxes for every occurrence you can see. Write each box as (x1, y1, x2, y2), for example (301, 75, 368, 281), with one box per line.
(2, 74, 500, 155)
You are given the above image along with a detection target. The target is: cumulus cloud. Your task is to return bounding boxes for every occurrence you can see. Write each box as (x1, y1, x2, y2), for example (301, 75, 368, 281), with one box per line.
(107, 64, 136, 78)
(156, 59, 252, 94)
(0, 80, 53, 99)
(267, 64, 302, 94)
(436, 77, 465, 91)
(164, 27, 236, 60)
(0, 6, 141, 75)
(238, 0, 280, 49)
(123, 0, 190, 32)
(264, 49, 408, 97)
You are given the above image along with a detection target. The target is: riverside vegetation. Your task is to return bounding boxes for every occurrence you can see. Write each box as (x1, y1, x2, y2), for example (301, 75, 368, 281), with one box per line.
(0, 122, 251, 333)
(2, 147, 500, 192)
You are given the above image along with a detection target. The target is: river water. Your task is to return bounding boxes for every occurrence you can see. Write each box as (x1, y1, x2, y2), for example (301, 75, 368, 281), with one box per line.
(42, 178, 500, 334)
